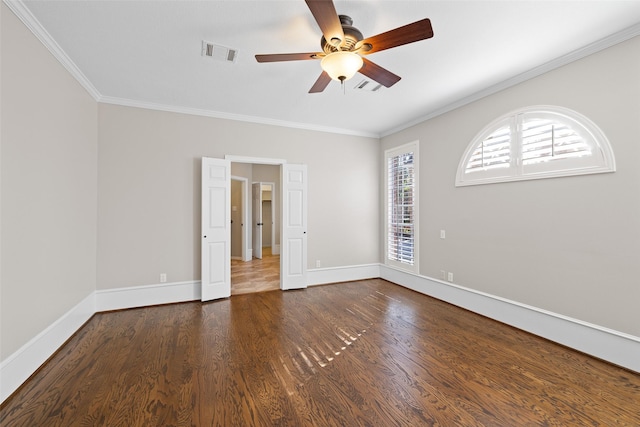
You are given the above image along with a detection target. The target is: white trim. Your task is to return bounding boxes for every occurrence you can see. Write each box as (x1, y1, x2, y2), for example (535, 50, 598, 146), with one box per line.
(99, 96, 379, 138)
(7, 0, 639, 140)
(3, 0, 101, 101)
(272, 244, 280, 255)
(95, 280, 201, 312)
(307, 264, 381, 286)
(384, 142, 419, 274)
(380, 265, 640, 373)
(0, 293, 96, 403)
(3, 267, 638, 404)
(381, 22, 640, 137)
(225, 155, 287, 165)
(2, 0, 372, 138)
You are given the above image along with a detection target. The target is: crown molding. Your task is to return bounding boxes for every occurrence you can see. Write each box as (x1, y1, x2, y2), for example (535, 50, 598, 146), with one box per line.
(381, 23, 640, 137)
(7, 0, 638, 140)
(98, 96, 380, 139)
(3, 0, 102, 101)
(5, 1, 376, 138)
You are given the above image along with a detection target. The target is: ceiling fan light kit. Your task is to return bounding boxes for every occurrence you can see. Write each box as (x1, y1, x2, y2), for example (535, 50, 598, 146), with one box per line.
(321, 51, 363, 82)
(255, 0, 434, 93)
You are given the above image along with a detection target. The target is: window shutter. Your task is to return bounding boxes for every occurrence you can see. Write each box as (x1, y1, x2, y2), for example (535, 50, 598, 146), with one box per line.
(521, 118, 591, 165)
(387, 151, 415, 265)
(465, 125, 511, 173)
(456, 106, 614, 186)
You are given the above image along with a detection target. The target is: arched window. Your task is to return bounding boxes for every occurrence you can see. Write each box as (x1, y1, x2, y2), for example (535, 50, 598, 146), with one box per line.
(456, 106, 615, 186)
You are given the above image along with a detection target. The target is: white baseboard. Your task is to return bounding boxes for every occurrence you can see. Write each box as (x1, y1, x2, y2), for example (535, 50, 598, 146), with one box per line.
(0, 292, 96, 403)
(272, 244, 280, 255)
(4, 266, 638, 405)
(380, 265, 640, 373)
(308, 263, 381, 286)
(96, 280, 201, 312)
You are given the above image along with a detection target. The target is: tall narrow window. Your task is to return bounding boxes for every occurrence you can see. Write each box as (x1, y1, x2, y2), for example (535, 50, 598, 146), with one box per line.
(385, 142, 419, 273)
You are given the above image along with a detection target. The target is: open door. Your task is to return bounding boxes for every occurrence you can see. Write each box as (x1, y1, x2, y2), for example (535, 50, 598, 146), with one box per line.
(201, 157, 231, 301)
(281, 164, 308, 290)
(252, 182, 263, 259)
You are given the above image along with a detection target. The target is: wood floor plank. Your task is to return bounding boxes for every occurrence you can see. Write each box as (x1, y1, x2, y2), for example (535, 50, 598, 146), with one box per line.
(2, 279, 639, 426)
(231, 247, 280, 295)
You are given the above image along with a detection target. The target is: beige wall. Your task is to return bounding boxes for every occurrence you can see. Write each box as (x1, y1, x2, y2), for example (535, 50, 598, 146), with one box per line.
(3, 0, 637, 372)
(1, 4, 98, 359)
(97, 104, 380, 289)
(382, 36, 640, 336)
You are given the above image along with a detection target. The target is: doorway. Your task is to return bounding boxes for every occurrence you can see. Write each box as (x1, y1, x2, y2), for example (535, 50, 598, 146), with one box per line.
(252, 182, 276, 260)
(230, 176, 250, 262)
(201, 156, 308, 302)
(231, 165, 280, 294)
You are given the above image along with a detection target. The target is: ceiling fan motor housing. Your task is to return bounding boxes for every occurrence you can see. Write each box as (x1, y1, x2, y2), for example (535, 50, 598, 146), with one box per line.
(321, 15, 363, 53)
(255, 1, 434, 93)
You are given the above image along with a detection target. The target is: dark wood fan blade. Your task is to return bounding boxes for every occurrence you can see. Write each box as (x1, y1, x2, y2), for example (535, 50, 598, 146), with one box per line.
(309, 71, 332, 93)
(359, 57, 401, 88)
(255, 53, 322, 63)
(358, 18, 433, 55)
(305, 0, 344, 47)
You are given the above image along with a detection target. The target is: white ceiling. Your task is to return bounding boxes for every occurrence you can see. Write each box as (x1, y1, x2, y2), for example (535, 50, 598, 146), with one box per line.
(13, 0, 640, 137)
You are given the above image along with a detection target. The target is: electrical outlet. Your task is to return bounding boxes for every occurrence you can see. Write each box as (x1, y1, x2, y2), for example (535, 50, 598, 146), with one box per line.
(316, 260, 321, 268)
(440, 230, 446, 239)
(440, 270, 446, 280)
(447, 272, 454, 282)
(160, 273, 167, 283)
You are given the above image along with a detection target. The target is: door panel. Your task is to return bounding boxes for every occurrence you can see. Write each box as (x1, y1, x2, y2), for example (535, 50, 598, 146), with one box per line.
(201, 157, 231, 301)
(252, 182, 263, 259)
(281, 164, 307, 289)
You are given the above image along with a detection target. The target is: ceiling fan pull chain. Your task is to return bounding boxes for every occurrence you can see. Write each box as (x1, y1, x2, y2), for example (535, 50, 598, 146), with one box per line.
(255, 1, 434, 93)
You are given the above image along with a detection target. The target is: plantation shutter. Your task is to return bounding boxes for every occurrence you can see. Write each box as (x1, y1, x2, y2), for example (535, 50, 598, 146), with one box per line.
(465, 125, 511, 173)
(457, 106, 614, 186)
(387, 151, 415, 265)
(521, 117, 591, 165)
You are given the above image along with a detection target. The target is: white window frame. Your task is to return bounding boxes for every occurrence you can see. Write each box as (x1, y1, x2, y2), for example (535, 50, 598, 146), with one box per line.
(456, 105, 615, 186)
(384, 142, 419, 273)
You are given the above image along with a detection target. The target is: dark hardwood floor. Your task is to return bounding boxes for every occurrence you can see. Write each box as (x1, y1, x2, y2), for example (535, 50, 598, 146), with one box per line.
(1, 279, 639, 426)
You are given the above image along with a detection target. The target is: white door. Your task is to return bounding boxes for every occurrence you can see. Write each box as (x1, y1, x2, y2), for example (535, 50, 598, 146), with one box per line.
(201, 157, 231, 301)
(281, 164, 308, 290)
(252, 182, 263, 259)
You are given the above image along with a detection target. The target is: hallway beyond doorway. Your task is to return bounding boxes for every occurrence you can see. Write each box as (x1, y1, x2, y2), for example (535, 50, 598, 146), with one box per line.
(231, 247, 279, 295)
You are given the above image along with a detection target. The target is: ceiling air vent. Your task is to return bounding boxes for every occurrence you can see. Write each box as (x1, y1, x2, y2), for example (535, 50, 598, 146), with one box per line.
(354, 79, 383, 92)
(202, 41, 238, 63)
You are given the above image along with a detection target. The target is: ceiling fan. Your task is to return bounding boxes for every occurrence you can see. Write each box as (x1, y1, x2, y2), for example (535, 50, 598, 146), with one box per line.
(255, 0, 434, 93)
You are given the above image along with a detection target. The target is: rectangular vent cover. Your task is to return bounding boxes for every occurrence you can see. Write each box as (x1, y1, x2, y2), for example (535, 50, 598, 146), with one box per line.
(354, 79, 383, 92)
(202, 41, 238, 63)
